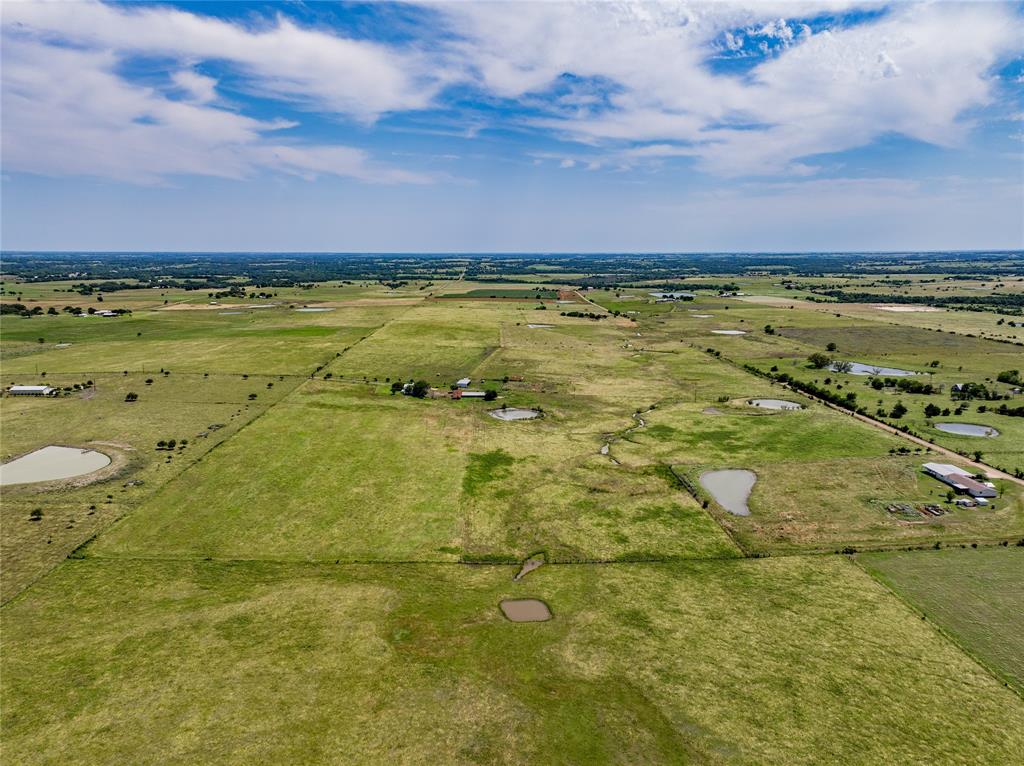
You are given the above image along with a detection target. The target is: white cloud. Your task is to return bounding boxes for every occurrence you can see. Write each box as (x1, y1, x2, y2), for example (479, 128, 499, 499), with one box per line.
(0, 37, 430, 185)
(170, 69, 219, 105)
(2, 0, 1021, 185)
(3, 0, 439, 118)
(435, 1, 1022, 177)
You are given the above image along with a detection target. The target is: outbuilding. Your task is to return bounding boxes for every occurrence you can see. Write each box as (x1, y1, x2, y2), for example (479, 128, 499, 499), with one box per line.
(922, 462, 998, 498)
(455, 377, 471, 388)
(8, 385, 55, 396)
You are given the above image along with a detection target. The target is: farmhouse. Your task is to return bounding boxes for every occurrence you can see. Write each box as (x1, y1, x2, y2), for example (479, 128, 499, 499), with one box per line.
(451, 389, 486, 399)
(922, 462, 997, 498)
(7, 385, 55, 396)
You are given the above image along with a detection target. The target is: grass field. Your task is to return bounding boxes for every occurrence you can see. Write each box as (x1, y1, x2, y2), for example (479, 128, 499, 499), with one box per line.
(1, 305, 404, 375)
(93, 381, 739, 563)
(4, 273, 1024, 764)
(3, 556, 1022, 765)
(0, 372, 299, 601)
(859, 546, 1024, 694)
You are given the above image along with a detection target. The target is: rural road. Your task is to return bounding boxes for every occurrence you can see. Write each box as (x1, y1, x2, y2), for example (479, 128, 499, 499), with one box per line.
(795, 387, 1024, 487)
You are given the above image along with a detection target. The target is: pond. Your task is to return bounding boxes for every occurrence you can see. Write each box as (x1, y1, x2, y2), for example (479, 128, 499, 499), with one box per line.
(712, 329, 746, 335)
(490, 408, 540, 421)
(831, 362, 917, 376)
(0, 445, 111, 486)
(499, 599, 552, 622)
(934, 423, 1000, 438)
(294, 307, 334, 312)
(748, 399, 803, 410)
(699, 469, 757, 516)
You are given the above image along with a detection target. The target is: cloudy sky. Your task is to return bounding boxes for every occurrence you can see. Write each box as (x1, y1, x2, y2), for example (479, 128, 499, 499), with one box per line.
(2, 0, 1022, 252)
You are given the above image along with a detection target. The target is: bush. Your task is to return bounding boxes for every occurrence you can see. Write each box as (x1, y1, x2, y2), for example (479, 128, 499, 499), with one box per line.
(807, 352, 832, 369)
(483, 389, 498, 401)
(124, 392, 138, 402)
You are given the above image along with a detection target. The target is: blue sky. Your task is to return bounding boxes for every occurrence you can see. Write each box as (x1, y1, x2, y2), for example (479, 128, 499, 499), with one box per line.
(2, 0, 1022, 252)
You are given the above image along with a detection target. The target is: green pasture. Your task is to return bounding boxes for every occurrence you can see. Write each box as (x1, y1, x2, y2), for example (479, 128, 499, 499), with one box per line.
(859, 546, 1024, 693)
(0, 372, 298, 601)
(3, 556, 1021, 765)
(1, 305, 397, 375)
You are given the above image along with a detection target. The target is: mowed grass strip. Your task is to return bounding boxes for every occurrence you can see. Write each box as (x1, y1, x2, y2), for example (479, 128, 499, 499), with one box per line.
(2, 556, 1022, 765)
(93, 383, 469, 561)
(859, 546, 1024, 694)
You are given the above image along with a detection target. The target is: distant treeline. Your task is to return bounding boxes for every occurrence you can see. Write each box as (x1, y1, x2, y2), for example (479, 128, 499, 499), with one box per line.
(810, 289, 1024, 314)
(1, 250, 1021, 285)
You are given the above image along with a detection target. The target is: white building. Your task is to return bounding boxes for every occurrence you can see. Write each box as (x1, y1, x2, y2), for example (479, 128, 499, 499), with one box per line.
(455, 377, 471, 388)
(922, 462, 997, 498)
(8, 385, 55, 396)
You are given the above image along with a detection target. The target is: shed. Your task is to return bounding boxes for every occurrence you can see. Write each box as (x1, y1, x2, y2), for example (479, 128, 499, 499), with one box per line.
(8, 385, 55, 396)
(456, 378, 471, 388)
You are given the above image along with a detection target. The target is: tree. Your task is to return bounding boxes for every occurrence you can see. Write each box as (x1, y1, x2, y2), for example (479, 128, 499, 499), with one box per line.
(410, 380, 430, 398)
(763, 324, 775, 335)
(167, 439, 176, 449)
(832, 360, 853, 374)
(807, 352, 832, 369)
(924, 403, 941, 418)
(390, 381, 404, 394)
(889, 402, 907, 419)
(124, 392, 138, 402)
(483, 389, 498, 401)
(826, 342, 837, 352)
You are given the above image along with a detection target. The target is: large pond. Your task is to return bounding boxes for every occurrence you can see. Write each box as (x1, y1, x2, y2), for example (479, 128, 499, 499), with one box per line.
(748, 399, 803, 410)
(831, 361, 917, 376)
(490, 408, 540, 421)
(934, 423, 1000, 438)
(0, 445, 111, 486)
(699, 469, 757, 516)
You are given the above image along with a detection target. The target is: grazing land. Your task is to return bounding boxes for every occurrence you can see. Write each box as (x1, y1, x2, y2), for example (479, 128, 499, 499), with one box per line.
(3, 252, 1024, 764)
(3, 556, 1023, 765)
(859, 547, 1024, 694)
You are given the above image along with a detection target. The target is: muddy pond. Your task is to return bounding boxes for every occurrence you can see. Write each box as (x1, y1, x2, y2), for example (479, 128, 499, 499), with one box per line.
(0, 445, 111, 486)
(500, 599, 552, 622)
(748, 399, 802, 411)
(832, 362, 917, 376)
(934, 423, 1000, 438)
(699, 469, 756, 516)
(490, 408, 540, 421)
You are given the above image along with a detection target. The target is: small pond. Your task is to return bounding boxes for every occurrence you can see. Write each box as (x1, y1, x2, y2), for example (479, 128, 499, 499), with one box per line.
(712, 329, 746, 335)
(748, 399, 802, 411)
(490, 408, 540, 421)
(294, 307, 334, 312)
(500, 599, 552, 622)
(934, 423, 1000, 438)
(0, 445, 111, 486)
(527, 324, 553, 329)
(699, 469, 757, 516)
(831, 362, 917, 376)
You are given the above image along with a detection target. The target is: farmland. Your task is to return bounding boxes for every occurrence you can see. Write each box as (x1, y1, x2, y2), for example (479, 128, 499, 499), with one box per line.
(3, 254, 1024, 764)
